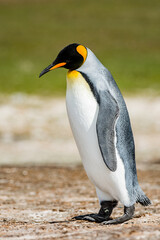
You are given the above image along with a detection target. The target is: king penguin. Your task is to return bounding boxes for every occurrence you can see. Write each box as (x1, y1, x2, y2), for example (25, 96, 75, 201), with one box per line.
(39, 43, 151, 224)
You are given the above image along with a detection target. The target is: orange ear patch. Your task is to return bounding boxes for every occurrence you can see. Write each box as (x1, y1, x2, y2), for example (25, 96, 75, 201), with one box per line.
(76, 45, 87, 63)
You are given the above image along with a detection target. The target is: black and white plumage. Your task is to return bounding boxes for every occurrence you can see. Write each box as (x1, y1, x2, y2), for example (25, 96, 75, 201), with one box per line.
(39, 43, 151, 224)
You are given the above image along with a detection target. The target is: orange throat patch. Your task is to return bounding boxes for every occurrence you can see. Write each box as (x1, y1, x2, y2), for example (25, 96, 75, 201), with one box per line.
(67, 70, 80, 86)
(67, 70, 91, 91)
(67, 70, 79, 79)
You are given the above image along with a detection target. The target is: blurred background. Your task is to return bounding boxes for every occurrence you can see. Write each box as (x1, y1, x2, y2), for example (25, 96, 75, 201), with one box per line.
(0, 0, 160, 166)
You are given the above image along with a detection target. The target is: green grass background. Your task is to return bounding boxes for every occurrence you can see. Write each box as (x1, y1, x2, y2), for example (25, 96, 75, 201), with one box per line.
(0, 0, 160, 95)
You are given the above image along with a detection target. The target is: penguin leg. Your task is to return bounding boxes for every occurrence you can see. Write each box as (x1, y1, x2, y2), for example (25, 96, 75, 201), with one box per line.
(102, 204, 135, 225)
(73, 200, 118, 223)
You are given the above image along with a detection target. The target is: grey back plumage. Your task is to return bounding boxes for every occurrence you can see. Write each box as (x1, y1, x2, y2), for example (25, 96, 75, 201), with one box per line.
(103, 70, 138, 202)
(77, 48, 151, 206)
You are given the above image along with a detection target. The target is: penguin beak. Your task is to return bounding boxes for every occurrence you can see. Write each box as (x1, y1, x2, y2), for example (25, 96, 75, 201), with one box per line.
(39, 62, 66, 78)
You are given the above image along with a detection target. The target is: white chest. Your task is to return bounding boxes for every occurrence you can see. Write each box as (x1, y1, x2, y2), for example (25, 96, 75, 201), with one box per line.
(66, 71, 99, 162)
(65, 70, 130, 206)
(66, 70, 98, 134)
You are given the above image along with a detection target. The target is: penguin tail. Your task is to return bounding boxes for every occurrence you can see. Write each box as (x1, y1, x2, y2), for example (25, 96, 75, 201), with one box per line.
(136, 187, 151, 206)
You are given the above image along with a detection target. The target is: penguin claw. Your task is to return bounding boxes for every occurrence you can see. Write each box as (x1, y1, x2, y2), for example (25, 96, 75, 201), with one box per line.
(101, 216, 131, 225)
(101, 219, 116, 225)
(83, 216, 96, 222)
(72, 213, 107, 223)
(101, 214, 133, 225)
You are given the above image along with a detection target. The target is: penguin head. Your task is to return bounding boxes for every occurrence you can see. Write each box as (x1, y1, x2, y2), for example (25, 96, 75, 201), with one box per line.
(39, 43, 87, 77)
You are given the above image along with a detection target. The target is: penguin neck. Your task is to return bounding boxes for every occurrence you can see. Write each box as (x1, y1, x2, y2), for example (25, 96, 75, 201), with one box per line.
(76, 48, 110, 93)
(77, 48, 105, 74)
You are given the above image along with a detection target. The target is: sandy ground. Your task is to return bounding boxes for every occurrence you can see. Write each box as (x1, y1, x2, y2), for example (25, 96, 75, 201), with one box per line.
(0, 165, 159, 239)
(0, 94, 159, 239)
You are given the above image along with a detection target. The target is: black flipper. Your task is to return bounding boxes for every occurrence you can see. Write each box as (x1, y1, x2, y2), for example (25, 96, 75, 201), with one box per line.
(96, 90, 119, 172)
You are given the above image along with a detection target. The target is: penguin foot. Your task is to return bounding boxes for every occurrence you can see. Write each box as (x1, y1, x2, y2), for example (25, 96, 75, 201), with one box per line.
(101, 204, 135, 225)
(73, 200, 118, 223)
(72, 213, 107, 223)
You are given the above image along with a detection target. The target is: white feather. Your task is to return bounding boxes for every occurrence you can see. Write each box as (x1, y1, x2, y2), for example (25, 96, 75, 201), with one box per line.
(66, 71, 130, 207)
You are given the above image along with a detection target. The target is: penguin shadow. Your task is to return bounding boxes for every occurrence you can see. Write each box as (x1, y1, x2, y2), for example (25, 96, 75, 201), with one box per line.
(48, 219, 75, 224)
